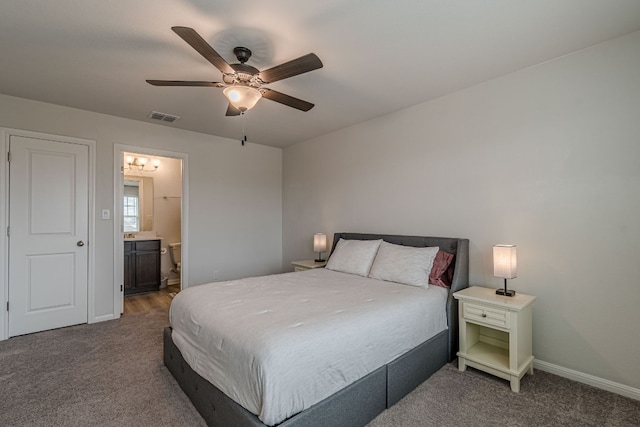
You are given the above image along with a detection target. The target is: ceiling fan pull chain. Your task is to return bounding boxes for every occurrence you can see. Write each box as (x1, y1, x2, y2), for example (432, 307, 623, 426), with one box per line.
(241, 111, 247, 146)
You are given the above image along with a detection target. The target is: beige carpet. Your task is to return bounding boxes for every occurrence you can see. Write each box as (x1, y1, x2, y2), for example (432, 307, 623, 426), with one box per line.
(0, 308, 205, 427)
(369, 363, 640, 426)
(1, 308, 638, 426)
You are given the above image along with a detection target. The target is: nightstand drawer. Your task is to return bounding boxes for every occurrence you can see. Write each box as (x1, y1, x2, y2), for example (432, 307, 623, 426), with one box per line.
(463, 302, 510, 329)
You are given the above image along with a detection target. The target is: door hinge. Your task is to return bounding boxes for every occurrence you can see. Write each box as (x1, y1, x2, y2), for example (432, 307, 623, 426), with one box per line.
(6, 301, 8, 312)
(6, 226, 9, 237)
(7, 151, 10, 163)
(120, 284, 123, 292)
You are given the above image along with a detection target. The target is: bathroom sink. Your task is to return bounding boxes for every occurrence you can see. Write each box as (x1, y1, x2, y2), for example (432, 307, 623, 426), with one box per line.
(124, 237, 162, 241)
(124, 231, 162, 241)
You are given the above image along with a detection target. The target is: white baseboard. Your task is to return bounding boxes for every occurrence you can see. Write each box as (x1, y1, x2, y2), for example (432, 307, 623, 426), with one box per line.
(168, 279, 181, 286)
(534, 359, 640, 401)
(91, 313, 115, 323)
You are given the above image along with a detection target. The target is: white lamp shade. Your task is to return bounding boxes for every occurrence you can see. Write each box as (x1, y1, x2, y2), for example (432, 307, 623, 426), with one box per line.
(493, 245, 517, 279)
(223, 86, 262, 111)
(313, 233, 327, 252)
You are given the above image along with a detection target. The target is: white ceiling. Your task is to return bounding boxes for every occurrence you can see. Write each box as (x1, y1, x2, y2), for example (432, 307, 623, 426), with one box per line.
(1, 1, 640, 148)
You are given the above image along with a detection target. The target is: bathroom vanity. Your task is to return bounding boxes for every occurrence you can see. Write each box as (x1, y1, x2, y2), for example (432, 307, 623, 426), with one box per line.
(124, 239, 161, 295)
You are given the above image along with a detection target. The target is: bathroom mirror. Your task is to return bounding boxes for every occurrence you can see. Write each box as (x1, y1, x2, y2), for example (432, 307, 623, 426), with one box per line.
(123, 175, 154, 232)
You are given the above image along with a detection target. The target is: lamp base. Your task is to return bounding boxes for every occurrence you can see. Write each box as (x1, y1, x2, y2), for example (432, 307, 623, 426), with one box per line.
(496, 288, 516, 297)
(314, 258, 325, 263)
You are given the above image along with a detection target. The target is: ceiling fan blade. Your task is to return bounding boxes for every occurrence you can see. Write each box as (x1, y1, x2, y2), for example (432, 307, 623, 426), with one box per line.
(146, 80, 224, 87)
(225, 103, 242, 116)
(171, 26, 235, 74)
(261, 88, 314, 111)
(259, 53, 323, 83)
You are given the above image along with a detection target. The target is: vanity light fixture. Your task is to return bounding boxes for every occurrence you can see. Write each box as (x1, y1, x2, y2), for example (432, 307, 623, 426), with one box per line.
(125, 156, 160, 172)
(493, 244, 517, 297)
(314, 233, 327, 263)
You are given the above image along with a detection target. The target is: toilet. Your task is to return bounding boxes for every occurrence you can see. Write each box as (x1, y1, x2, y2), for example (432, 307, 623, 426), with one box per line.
(169, 242, 181, 273)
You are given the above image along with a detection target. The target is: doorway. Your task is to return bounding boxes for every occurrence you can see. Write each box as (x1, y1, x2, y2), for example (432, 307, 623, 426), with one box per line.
(114, 145, 188, 317)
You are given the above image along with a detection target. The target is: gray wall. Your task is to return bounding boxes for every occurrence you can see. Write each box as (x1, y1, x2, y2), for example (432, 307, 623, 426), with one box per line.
(283, 31, 640, 390)
(0, 94, 283, 321)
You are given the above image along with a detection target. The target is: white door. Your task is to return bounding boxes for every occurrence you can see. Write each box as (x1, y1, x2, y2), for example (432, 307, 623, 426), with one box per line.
(8, 135, 89, 337)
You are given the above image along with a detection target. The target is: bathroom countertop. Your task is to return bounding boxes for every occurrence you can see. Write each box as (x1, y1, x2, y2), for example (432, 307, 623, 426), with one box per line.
(124, 237, 163, 242)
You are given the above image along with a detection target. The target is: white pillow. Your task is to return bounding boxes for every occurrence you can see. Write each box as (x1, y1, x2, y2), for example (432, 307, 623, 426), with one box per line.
(325, 239, 383, 277)
(368, 241, 439, 288)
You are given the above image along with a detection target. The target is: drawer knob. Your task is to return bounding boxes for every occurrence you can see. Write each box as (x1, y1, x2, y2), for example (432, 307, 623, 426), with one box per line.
(482, 313, 487, 317)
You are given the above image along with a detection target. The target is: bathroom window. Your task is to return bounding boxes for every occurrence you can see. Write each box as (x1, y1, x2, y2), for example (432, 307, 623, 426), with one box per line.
(123, 181, 140, 232)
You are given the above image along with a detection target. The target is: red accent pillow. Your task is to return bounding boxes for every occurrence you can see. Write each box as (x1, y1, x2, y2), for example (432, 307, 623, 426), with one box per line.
(429, 250, 455, 288)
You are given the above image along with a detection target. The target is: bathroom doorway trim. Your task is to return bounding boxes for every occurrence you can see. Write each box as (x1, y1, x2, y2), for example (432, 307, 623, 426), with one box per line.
(113, 144, 189, 318)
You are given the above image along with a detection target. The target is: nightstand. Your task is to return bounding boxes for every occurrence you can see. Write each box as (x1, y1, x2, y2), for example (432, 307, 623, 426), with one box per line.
(290, 260, 327, 272)
(453, 286, 536, 392)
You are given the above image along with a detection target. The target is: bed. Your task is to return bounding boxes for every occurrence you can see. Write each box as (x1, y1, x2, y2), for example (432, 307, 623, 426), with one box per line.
(164, 232, 469, 427)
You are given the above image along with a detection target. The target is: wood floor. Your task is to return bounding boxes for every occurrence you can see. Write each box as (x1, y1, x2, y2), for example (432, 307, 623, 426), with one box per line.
(123, 284, 180, 315)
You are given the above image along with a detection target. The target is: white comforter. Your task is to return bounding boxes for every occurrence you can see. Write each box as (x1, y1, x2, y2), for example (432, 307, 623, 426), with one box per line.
(169, 268, 448, 426)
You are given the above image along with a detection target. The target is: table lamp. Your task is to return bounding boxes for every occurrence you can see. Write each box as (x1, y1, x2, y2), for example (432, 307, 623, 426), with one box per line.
(313, 233, 327, 263)
(493, 244, 517, 297)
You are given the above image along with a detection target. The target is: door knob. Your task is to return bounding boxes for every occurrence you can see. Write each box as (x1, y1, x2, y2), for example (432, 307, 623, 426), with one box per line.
(77, 240, 85, 247)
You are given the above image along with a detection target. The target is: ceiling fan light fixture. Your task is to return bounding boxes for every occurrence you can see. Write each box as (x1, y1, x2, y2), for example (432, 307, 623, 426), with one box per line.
(223, 85, 262, 112)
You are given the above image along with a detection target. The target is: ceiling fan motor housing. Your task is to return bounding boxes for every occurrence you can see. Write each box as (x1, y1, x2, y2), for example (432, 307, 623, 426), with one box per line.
(224, 63, 260, 84)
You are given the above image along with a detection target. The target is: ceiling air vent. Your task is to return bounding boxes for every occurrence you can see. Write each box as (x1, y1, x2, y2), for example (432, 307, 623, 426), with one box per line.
(149, 111, 180, 123)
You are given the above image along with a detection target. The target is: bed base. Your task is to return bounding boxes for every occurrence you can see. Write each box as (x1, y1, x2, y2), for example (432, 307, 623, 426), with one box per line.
(164, 326, 448, 427)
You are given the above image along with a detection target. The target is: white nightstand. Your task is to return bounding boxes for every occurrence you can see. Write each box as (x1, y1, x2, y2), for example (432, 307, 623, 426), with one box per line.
(291, 260, 327, 272)
(453, 286, 536, 392)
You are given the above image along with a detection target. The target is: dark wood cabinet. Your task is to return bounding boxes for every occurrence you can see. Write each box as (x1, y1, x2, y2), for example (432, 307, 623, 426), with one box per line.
(124, 240, 161, 295)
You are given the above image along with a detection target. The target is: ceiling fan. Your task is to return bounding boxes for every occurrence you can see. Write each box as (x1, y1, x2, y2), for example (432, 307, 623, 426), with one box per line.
(147, 26, 323, 116)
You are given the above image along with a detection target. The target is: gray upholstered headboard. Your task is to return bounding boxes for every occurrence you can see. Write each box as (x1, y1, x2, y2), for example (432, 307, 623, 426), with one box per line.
(331, 232, 470, 361)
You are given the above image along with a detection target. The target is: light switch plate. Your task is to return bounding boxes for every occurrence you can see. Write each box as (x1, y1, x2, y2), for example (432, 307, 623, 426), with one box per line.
(101, 209, 110, 220)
